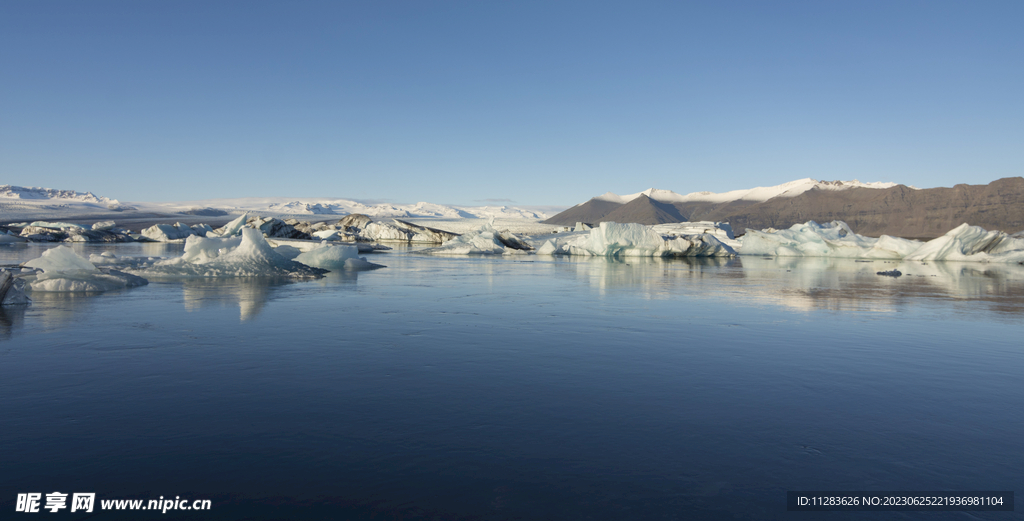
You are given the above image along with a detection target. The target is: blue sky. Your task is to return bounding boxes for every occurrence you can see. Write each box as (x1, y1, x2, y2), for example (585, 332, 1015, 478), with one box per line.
(1, 1, 1021, 206)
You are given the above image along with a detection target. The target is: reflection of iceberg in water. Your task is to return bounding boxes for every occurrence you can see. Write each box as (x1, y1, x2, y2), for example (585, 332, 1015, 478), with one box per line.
(555, 254, 1024, 316)
(181, 279, 287, 321)
(559, 256, 737, 299)
(180, 270, 365, 321)
(0, 305, 27, 340)
(733, 257, 1024, 315)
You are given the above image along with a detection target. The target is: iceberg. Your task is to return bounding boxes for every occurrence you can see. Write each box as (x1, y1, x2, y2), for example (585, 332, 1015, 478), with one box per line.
(21, 245, 148, 292)
(536, 222, 736, 257)
(27, 221, 88, 230)
(903, 224, 1024, 263)
(141, 222, 214, 242)
(132, 228, 328, 278)
(0, 271, 30, 305)
(739, 221, 1024, 263)
(211, 213, 248, 237)
(423, 221, 531, 255)
(739, 221, 919, 259)
(293, 243, 385, 270)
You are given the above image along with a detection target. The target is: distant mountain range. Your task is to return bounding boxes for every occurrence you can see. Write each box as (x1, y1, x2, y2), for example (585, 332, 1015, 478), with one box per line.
(0, 185, 552, 222)
(544, 178, 1024, 238)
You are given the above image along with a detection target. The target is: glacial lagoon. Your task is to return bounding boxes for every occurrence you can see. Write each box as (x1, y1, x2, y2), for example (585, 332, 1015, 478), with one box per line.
(2, 242, 1023, 519)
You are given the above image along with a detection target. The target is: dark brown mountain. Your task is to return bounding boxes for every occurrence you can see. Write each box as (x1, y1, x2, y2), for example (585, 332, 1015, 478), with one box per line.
(544, 177, 1024, 238)
(544, 198, 623, 226)
(600, 194, 687, 224)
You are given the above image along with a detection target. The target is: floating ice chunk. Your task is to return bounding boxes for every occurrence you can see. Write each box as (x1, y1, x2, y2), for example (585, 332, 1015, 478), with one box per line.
(362, 221, 413, 241)
(272, 245, 302, 260)
(23, 245, 98, 273)
(424, 222, 511, 254)
(536, 239, 558, 255)
(142, 222, 213, 242)
(134, 228, 327, 278)
(312, 229, 341, 241)
(293, 243, 385, 270)
(91, 221, 116, 231)
(210, 214, 248, 237)
(180, 235, 244, 263)
(29, 269, 148, 292)
(21, 245, 148, 292)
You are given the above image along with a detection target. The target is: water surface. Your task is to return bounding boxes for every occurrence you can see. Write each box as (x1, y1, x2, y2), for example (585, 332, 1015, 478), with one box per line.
(2, 244, 1023, 519)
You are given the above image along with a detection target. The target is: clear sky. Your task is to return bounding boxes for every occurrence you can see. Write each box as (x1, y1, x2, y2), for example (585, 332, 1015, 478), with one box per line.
(1, 1, 1021, 206)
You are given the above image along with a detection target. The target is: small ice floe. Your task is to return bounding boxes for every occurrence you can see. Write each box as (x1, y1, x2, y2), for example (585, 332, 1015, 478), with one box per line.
(876, 269, 902, 277)
(20, 246, 148, 292)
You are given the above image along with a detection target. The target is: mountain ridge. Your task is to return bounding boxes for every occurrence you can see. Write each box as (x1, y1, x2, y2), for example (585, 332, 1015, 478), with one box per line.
(544, 178, 1024, 238)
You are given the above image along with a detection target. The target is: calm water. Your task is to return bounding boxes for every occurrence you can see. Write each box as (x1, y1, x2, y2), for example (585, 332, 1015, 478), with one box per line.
(2, 243, 1023, 520)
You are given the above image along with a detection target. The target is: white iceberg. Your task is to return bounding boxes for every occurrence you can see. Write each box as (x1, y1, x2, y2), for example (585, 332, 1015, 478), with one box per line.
(132, 228, 327, 278)
(903, 224, 1024, 263)
(423, 221, 531, 255)
(21, 245, 148, 292)
(536, 222, 736, 257)
(739, 221, 1024, 263)
(141, 222, 214, 242)
(210, 214, 248, 237)
(293, 243, 385, 270)
(740, 221, 920, 259)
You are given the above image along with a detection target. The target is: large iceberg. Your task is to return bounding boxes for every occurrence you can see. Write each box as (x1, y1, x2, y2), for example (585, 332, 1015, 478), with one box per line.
(740, 221, 920, 259)
(21, 246, 148, 292)
(739, 221, 1024, 263)
(536, 222, 737, 257)
(132, 228, 328, 278)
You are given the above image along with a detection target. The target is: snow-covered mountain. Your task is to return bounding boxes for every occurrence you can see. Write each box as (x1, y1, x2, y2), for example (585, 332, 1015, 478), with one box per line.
(593, 178, 912, 205)
(151, 197, 549, 220)
(1, 185, 108, 203)
(0, 186, 550, 222)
